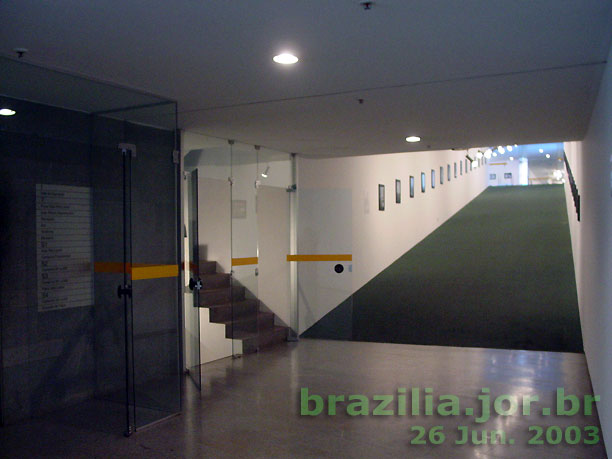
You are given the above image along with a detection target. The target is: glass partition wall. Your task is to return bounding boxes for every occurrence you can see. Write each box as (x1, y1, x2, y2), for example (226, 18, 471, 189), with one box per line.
(0, 57, 181, 434)
(181, 132, 294, 381)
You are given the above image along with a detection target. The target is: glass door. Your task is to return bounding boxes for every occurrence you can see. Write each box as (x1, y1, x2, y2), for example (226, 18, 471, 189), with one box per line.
(184, 169, 201, 389)
(92, 103, 181, 435)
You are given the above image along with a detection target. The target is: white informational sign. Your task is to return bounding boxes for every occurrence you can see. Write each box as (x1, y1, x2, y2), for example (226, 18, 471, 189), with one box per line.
(36, 184, 94, 312)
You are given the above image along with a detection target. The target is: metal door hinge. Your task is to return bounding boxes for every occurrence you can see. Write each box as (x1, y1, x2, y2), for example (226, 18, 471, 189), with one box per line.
(118, 143, 137, 157)
(172, 150, 180, 164)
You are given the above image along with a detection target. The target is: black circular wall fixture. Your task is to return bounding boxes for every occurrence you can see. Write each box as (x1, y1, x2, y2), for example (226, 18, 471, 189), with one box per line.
(334, 264, 344, 274)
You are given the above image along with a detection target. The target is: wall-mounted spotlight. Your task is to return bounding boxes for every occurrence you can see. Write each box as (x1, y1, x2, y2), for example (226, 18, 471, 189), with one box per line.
(0, 108, 16, 116)
(261, 166, 270, 178)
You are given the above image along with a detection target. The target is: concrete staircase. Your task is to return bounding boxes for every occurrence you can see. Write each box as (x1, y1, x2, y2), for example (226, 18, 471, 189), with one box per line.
(198, 260, 288, 353)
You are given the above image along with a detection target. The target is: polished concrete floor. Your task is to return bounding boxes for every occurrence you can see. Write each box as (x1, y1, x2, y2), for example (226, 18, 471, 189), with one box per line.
(0, 339, 606, 458)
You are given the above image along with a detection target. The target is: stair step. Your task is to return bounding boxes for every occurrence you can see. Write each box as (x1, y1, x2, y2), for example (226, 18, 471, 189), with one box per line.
(224, 312, 275, 338)
(201, 272, 230, 289)
(199, 261, 217, 275)
(207, 299, 259, 323)
(242, 326, 288, 354)
(199, 285, 245, 306)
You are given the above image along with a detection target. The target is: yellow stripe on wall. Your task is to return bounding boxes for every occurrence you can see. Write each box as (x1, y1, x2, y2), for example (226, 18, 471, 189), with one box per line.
(131, 264, 179, 280)
(232, 257, 259, 266)
(94, 262, 179, 280)
(286, 254, 352, 262)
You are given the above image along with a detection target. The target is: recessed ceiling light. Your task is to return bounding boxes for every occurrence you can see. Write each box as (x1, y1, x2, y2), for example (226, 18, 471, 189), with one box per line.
(405, 136, 421, 142)
(546, 154, 551, 158)
(509, 156, 514, 161)
(539, 148, 544, 153)
(273, 53, 298, 65)
(0, 108, 16, 116)
(506, 145, 513, 152)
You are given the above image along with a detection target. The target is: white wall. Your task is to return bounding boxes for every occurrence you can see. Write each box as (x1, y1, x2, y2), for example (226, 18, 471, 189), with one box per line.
(563, 42, 612, 448)
(297, 148, 488, 333)
(487, 159, 520, 186)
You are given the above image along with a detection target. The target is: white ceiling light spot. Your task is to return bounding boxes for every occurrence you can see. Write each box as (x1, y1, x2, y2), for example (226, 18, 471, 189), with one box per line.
(539, 148, 544, 153)
(509, 156, 514, 161)
(405, 136, 421, 142)
(546, 154, 551, 158)
(492, 152, 498, 157)
(273, 53, 299, 65)
(507, 145, 513, 152)
(0, 108, 16, 116)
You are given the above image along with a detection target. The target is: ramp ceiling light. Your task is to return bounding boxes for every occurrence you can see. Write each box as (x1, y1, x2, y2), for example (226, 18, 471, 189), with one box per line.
(539, 148, 544, 153)
(261, 166, 270, 178)
(0, 108, 16, 116)
(273, 53, 299, 64)
(405, 136, 421, 142)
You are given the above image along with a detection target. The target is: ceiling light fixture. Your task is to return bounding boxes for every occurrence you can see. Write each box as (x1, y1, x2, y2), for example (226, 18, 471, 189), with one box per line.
(0, 108, 16, 116)
(506, 145, 513, 152)
(546, 154, 551, 158)
(498, 146, 505, 154)
(261, 166, 270, 178)
(405, 136, 421, 143)
(539, 148, 544, 153)
(273, 53, 299, 65)
(509, 156, 514, 161)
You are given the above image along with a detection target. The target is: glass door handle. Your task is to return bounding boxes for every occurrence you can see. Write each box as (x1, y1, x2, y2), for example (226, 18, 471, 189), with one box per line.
(189, 278, 202, 291)
(117, 284, 132, 299)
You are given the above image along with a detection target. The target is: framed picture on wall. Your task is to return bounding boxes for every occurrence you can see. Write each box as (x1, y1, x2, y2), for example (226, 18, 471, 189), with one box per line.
(447, 164, 451, 181)
(454, 162, 457, 178)
(504, 172, 512, 179)
(440, 166, 444, 184)
(395, 180, 401, 203)
(421, 172, 426, 192)
(431, 169, 435, 188)
(378, 184, 385, 211)
(490, 174, 497, 179)
(410, 176, 415, 198)
(460, 161, 463, 175)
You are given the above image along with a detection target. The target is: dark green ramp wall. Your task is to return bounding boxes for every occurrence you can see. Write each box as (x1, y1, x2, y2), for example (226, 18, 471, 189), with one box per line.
(302, 185, 583, 353)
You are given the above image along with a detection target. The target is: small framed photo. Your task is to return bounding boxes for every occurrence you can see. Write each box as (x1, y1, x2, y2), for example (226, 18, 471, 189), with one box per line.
(440, 166, 444, 185)
(490, 173, 497, 180)
(410, 176, 415, 198)
(504, 172, 512, 179)
(454, 162, 457, 178)
(378, 184, 385, 211)
(460, 161, 463, 175)
(421, 172, 426, 193)
(395, 179, 401, 203)
(447, 164, 451, 181)
(431, 169, 435, 189)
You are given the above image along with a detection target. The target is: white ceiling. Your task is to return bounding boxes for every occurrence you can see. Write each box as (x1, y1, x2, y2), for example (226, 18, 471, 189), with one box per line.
(1, 0, 611, 157)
